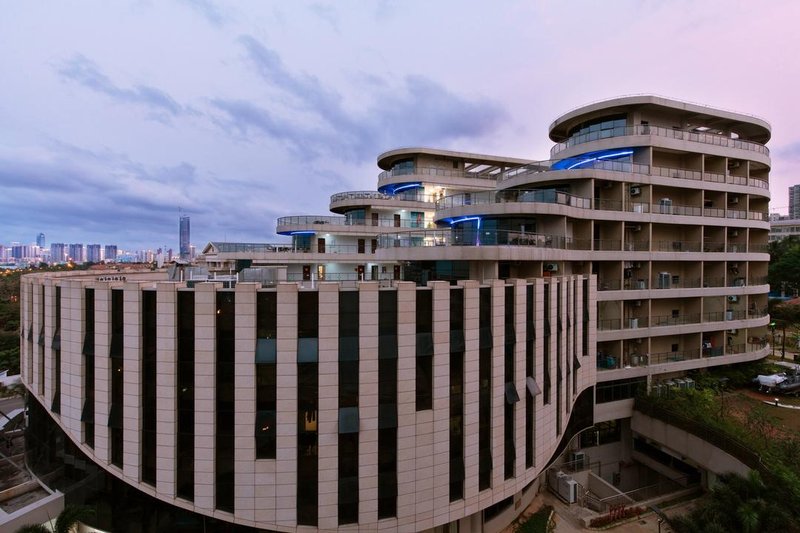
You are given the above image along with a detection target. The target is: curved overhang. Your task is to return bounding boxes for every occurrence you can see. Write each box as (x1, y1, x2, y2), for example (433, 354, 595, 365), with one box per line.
(377, 147, 532, 171)
(548, 95, 771, 144)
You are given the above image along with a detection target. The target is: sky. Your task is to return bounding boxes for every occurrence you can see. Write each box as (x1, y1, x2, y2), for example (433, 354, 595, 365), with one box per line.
(1, 0, 799, 251)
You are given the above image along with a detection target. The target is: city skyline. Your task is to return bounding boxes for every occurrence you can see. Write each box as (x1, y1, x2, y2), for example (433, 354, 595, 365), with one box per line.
(2, 1, 800, 250)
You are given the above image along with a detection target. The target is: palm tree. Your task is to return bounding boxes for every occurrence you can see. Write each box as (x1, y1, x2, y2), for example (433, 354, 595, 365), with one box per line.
(15, 505, 94, 533)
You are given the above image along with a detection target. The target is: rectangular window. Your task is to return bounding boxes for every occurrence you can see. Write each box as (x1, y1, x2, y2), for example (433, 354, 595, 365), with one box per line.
(297, 361, 319, 525)
(478, 287, 492, 490)
(449, 288, 464, 501)
(338, 290, 359, 524)
(82, 288, 95, 449)
(504, 286, 517, 480)
(141, 290, 157, 485)
(38, 286, 44, 395)
(255, 292, 277, 460)
(109, 290, 124, 468)
(177, 291, 195, 500)
(416, 289, 433, 411)
(525, 284, 535, 468)
(378, 290, 397, 518)
(543, 285, 551, 404)
(556, 283, 562, 435)
(215, 291, 235, 512)
(52, 286, 61, 414)
(297, 291, 318, 526)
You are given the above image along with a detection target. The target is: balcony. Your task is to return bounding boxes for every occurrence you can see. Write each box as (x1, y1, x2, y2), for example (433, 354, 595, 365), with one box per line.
(550, 124, 769, 159)
(276, 215, 434, 230)
(597, 308, 768, 331)
(378, 165, 498, 182)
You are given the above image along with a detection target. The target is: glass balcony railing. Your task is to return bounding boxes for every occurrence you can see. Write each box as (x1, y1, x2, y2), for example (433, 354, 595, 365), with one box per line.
(378, 165, 499, 181)
(277, 215, 434, 229)
(330, 190, 437, 204)
(550, 124, 769, 158)
(435, 189, 770, 222)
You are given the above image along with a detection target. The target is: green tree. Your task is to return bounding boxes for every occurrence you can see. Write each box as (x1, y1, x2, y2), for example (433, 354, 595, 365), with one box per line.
(15, 505, 94, 533)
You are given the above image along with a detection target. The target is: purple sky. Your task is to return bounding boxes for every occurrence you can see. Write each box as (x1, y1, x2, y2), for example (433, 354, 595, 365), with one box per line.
(1, 1, 799, 251)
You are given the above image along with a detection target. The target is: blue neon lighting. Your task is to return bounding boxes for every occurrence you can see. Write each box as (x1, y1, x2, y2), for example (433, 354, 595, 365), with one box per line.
(552, 148, 634, 171)
(447, 216, 482, 226)
(378, 182, 423, 194)
(288, 231, 316, 235)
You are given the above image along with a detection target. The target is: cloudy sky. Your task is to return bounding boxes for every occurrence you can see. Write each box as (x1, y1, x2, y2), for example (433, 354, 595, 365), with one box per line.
(1, 1, 799, 251)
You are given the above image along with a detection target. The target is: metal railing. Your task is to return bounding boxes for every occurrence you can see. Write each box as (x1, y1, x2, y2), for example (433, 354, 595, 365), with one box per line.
(550, 124, 769, 158)
(330, 190, 437, 204)
(597, 308, 768, 332)
(277, 215, 434, 229)
(378, 165, 499, 181)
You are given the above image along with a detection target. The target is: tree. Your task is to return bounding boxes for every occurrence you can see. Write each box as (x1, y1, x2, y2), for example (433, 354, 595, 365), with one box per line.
(15, 505, 94, 533)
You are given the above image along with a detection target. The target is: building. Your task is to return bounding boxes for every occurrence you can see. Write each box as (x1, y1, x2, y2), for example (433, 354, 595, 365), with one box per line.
(86, 244, 102, 263)
(36, 232, 45, 249)
(50, 243, 66, 263)
(790, 184, 800, 220)
(180, 215, 191, 261)
(21, 96, 771, 532)
(68, 243, 84, 263)
(104, 244, 118, 262)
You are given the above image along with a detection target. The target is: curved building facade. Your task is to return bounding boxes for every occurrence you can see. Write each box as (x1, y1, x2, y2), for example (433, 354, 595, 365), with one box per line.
(21, 96, 771, 532)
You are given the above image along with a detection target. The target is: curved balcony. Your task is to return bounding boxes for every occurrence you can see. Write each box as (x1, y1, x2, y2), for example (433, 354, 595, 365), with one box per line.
(597, 275, 769, 293)
(496, 158, 769, 191)
(329, 190, 436, 213)
(276, 215, 434, 233)
(434, 189, 770, 224)
(377, 165, 498, 183)
(549, 124, 769, 159)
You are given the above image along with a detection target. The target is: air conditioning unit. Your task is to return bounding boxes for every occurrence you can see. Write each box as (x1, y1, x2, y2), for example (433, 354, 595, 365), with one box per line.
(633, 300, 642, 307)
(729, 197, 739, 205)
(544, 263, 559, 272)
(630, 225, 642, 232)
(729, 230, 739, 237)
(729, 329, 738, 335)
(729, 161, 741, 169)
(630, 185, 641, 196)
(728, 295, 739, 303)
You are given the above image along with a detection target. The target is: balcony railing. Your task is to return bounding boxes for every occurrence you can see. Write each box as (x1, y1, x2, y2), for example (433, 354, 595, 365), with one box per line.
(550, 124, 769, 158)
(599, 341, 767, 370)
(435, 189, 769, 222)
(597, 308, 768, 331)
(330, 191, 437, 204)
(277, 215, 434, 229)
(378, 165, 499, 181)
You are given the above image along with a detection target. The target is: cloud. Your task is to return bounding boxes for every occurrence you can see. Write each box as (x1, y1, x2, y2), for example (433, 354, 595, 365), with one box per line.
(178, 0, 228, 26)
(57, 55, 195, 121)
(229, 35, 508, 160)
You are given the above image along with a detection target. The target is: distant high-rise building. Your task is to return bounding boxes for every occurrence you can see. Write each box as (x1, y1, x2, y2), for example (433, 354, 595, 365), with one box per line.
(50, 243, 66, 263)
(104, 245, 118, 262)
(86, 244, 102, 263)
(36, 233, 45, 248)
(68, 243, 84, 263)
(179, 215, 190, 260)
(790, 185, 800, 219)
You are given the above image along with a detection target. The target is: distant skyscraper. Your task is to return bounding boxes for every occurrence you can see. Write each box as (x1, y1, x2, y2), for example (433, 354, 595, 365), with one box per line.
(790, 185, 800, 219)
(86, 244, 102, 263)
(179, 215, 190, 260)
(104, 245, 118, 262)
(50, 243, 66, 263)
(36, 233, 45, 248)
(68, 243, 84, 263)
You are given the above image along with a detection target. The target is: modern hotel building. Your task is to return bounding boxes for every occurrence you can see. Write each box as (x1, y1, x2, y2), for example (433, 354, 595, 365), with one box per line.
(20, 96, 771, 532)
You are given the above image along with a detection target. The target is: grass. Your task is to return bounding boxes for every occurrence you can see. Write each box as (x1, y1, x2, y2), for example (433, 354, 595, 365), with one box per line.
(515, 505, 554, 533)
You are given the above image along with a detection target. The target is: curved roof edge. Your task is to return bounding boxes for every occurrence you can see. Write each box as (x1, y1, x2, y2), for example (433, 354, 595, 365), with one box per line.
(548, 94, 771, 143)
(377, 147, 533, 170)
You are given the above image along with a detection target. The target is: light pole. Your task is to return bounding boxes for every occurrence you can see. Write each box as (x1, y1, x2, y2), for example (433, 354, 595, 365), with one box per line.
(770, 321, 777, 358)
